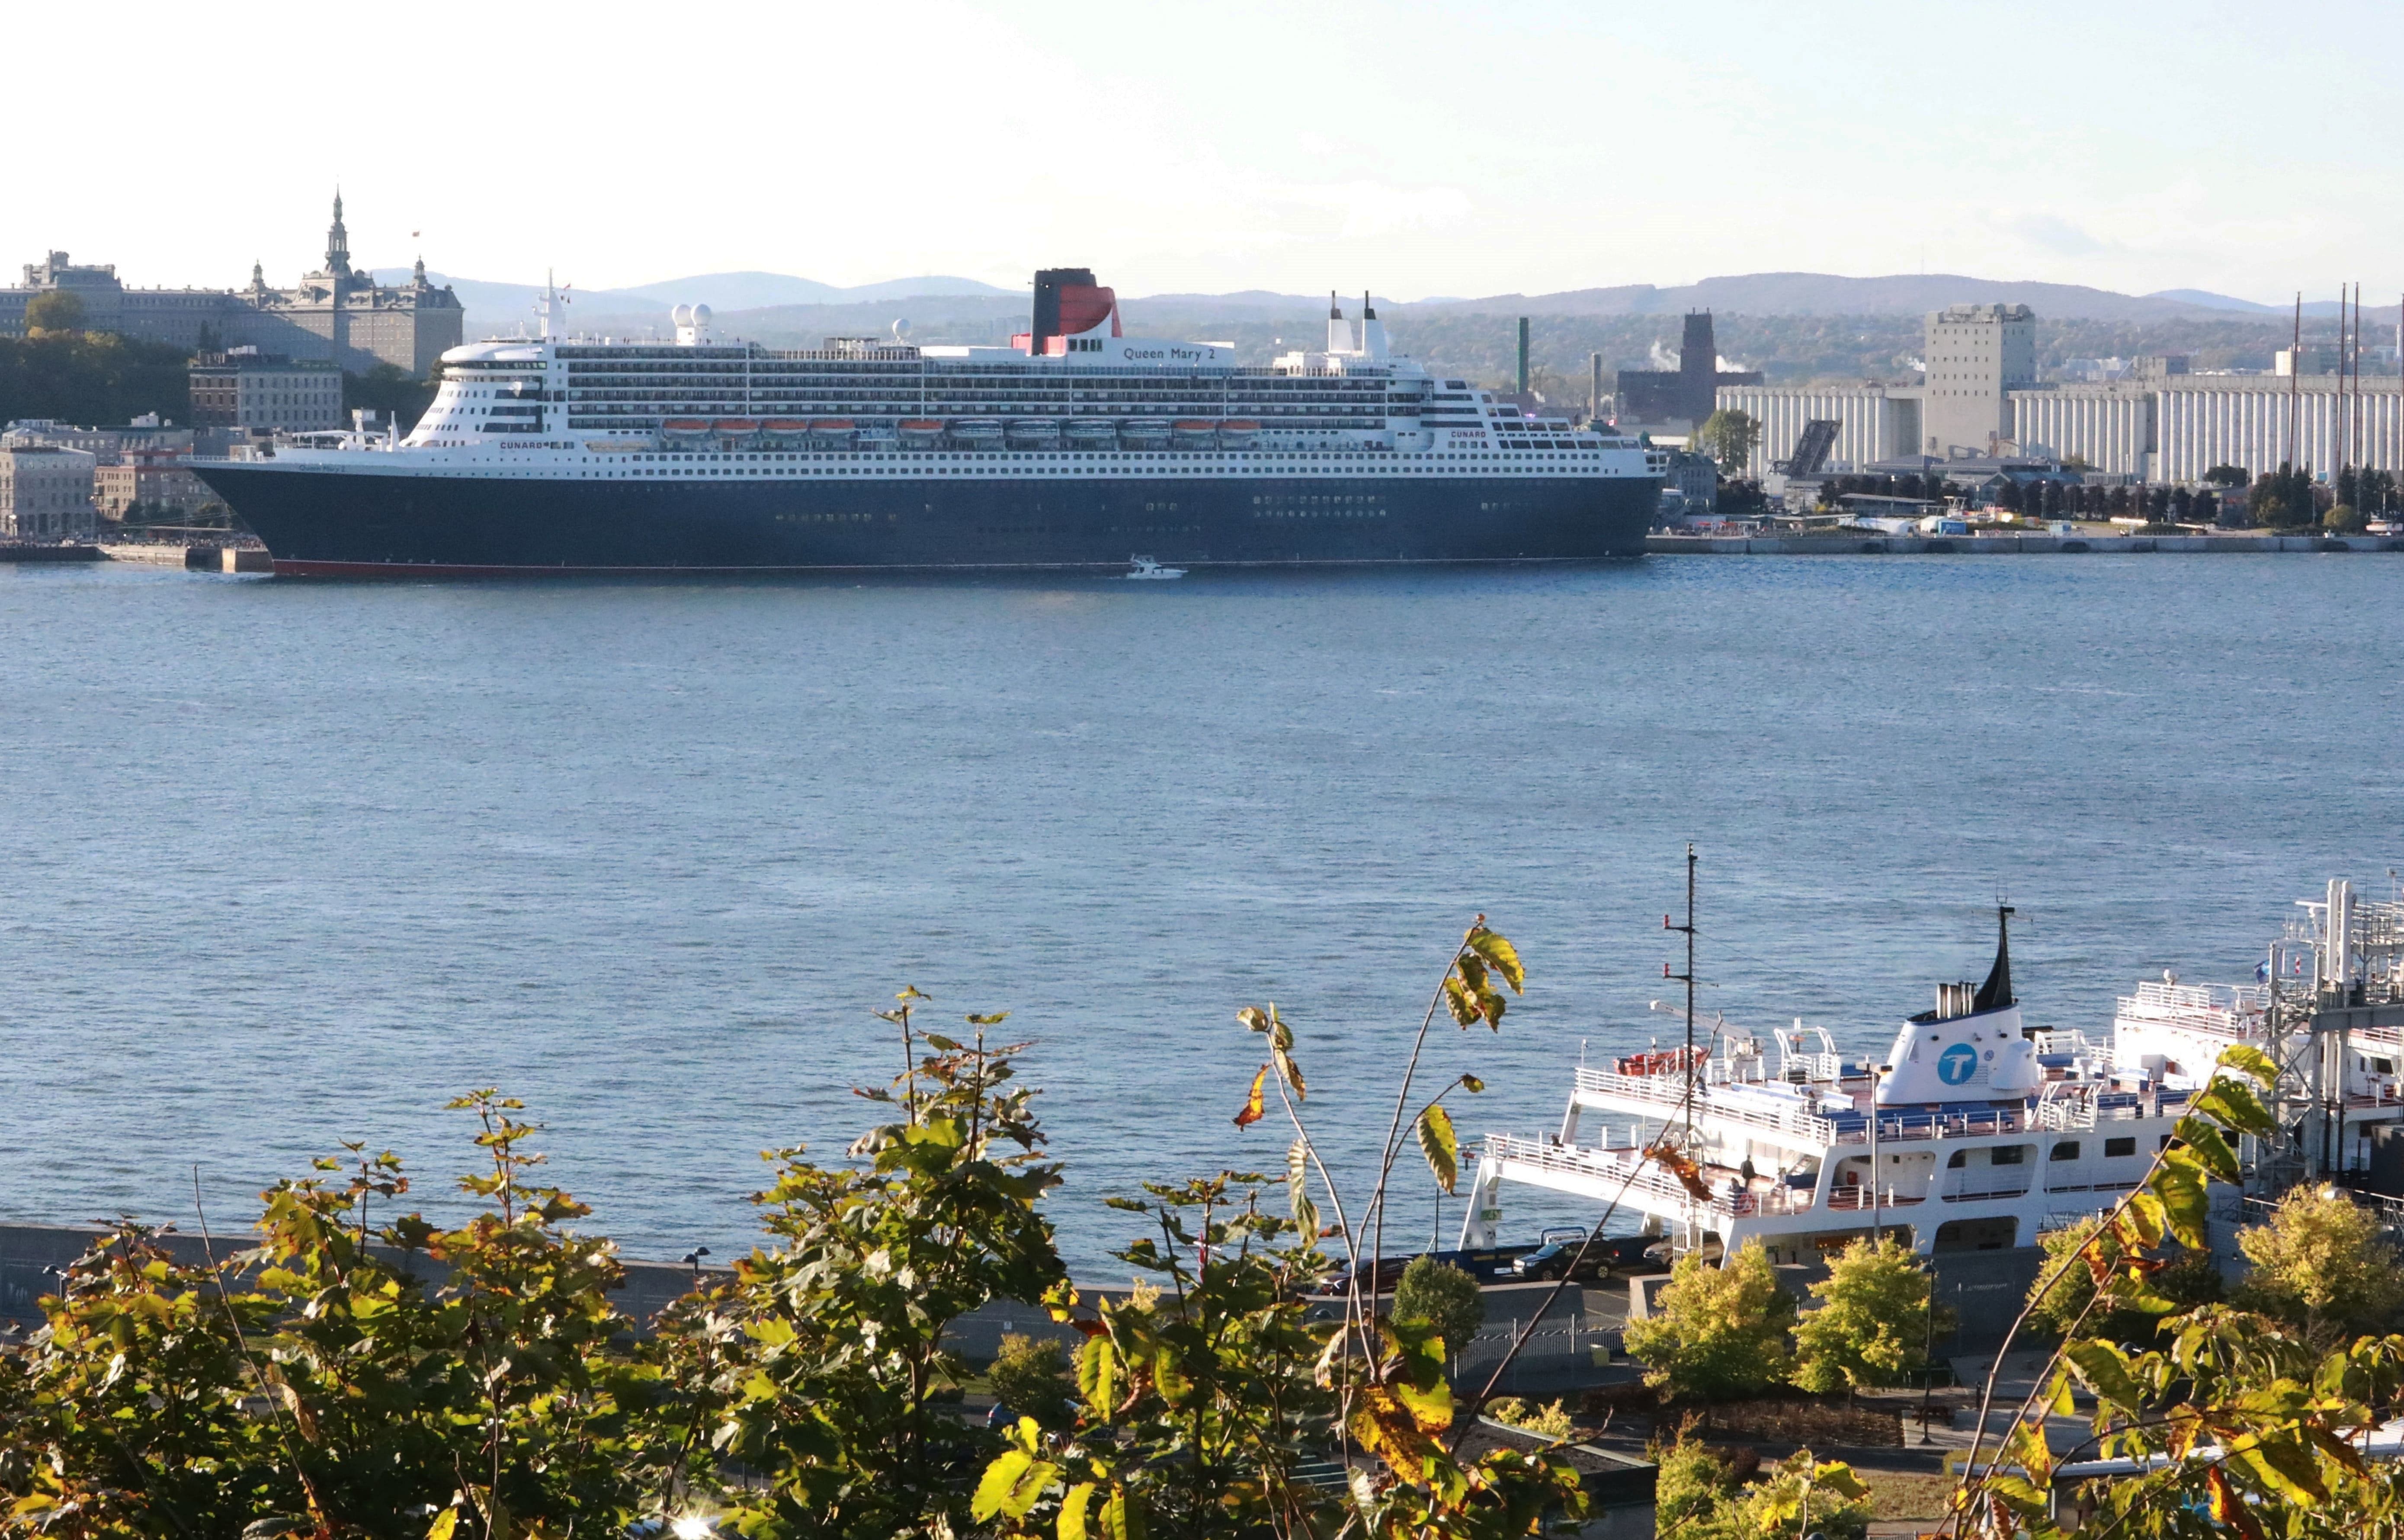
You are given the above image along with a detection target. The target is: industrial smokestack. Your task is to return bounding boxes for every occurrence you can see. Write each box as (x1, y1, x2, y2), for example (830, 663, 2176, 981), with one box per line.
(1517, 317, 1530, 396)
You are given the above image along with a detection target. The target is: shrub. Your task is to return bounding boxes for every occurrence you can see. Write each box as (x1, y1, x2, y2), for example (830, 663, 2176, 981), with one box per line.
(1791, 1237, 1930, 1396)
(987, 1333, 1074, 1428)
(1393, 1253, 1485, 1359)
(1483, 1396, 1574, 1438)
(2237, 1185, 2403, 1341)
(1623, 1241, 1794, 1401)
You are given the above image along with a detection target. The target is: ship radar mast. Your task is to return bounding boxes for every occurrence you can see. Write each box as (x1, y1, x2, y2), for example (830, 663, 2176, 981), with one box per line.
(536, 269, 571, 339)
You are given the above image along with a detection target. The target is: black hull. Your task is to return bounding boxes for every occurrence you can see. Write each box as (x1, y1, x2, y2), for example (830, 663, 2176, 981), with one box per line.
(192, 465, 1657, 576)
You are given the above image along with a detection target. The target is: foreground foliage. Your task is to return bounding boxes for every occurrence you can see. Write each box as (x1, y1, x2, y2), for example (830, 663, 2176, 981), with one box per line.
(1623, 1242, 1795, 1402)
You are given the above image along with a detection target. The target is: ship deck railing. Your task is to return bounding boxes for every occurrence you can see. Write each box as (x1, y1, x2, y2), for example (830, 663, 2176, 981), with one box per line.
(1484, 1133, 1819, 1220)
(1574, 1065, 2073, 1145)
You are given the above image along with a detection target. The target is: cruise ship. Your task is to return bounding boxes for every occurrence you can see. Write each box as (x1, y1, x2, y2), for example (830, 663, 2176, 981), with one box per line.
(1462, 884, 2404, 1263)
(191, 269, 1663, 576)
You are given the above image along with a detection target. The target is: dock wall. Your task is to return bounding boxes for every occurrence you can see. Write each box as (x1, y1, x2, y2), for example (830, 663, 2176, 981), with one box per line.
(1648, 533, 2403, 555)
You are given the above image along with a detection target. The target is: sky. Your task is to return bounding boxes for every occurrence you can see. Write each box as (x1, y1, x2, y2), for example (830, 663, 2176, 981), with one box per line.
(10, 0, 2403, 305)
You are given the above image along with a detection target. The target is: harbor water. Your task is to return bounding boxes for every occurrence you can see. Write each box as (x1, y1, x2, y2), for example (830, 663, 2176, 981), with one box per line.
(1, 555, 2398, 1268)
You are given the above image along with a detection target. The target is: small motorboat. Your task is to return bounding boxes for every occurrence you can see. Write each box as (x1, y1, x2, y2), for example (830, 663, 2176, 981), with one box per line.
(1120, 555, 1186, 580)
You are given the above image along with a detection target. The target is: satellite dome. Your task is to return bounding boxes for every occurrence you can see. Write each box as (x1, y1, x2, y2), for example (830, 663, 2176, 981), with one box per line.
(891, 317, 912, 341)
(692, 304, 712, 327)
(672, 304, 692, 327)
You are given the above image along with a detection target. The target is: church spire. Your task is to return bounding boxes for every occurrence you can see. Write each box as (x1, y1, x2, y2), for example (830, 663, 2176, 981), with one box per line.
(325, 188, 351, 277)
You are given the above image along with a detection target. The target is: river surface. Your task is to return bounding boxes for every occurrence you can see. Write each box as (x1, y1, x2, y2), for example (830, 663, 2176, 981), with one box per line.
(1, 555, 2397, 1269)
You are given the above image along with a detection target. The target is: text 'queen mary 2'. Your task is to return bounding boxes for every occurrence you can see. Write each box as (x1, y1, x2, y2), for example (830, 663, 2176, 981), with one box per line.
(193, 269, 1665, 576)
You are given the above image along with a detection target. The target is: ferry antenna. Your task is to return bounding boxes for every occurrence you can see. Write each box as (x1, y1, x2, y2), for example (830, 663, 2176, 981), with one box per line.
(1662, 843, 1699, 1142)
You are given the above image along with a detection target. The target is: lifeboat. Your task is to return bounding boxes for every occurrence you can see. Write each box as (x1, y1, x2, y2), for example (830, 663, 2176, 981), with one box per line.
(1064, 419, 1118, 445)
(760, 417, 812, 447)
(1007, 418, 1061, 445)
(1216, 418, 1260, 447)
(1172, 419, 1218, 445)
(898, 419, 946, 445)
(808, 418, 856, 434)
(663, 418, 711, 439)
(714, 418, 760, 438)
(1119, 419, 1170, 445)
(950, 419, 1003, 446)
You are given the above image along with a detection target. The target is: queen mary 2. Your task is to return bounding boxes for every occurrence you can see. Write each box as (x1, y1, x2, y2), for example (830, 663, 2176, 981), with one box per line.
(192, 269, 1664, 576)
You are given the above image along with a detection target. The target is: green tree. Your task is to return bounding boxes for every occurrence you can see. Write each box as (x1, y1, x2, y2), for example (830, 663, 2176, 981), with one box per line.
(987, 1334, 1075, 1429)
(978, 921, 1596, 1540)
(1692, 409, 1761, 474)
(689, 994, 1069, 1540)
(23, 291, 86, 334)
(2201, 463, 2250, 487)
(2236, 1184, 2402, 1341)
(1791, 1236, 1930, 1397)
(1740, 1448, 1872, 1540)
(2324, 502, 2368, 535)
(344, 360, 442, 432)
(0, 330, 192, 426)
(0, 1095, 664, 1537)
(1623, 1240, 1794, 1402)
(2025, 1217, 2220, 1345)
(1394, 1253, 1485, 1360)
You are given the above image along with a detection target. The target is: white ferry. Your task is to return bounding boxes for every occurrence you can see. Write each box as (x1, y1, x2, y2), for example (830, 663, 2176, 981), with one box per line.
(190, 270, 1663, 576)
(1462, 886, 2404, 1261)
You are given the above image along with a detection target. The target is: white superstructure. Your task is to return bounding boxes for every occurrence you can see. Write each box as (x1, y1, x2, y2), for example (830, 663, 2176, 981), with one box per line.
(1463, 888, 2404, 1263)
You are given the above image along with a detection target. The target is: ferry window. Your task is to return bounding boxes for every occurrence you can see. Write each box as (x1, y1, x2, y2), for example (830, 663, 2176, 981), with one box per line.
(2050, 1142, 2080, 1161)
(1991, 1146, 2025, 1165)
(1945, 1150, 1966, 1169)
(2104, 1137, 2136, 1157)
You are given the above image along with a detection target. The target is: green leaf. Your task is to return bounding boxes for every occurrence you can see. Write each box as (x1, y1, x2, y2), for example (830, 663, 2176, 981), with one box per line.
(1417, 1104, 1460, 1194)
(2149, 1161, 2210, 1249)
(1441, 976, 1480, 1028)
(2191, 1079, 2275, 1138)
(1286, 1139, 1320, 1236)
(2170, 1117, 2241, 1183)
(1060, 1482, 1096, 1540)
(1459, 1073, 1485, 1093)
(2064, 1340, 2142, 1411)
(1079, 1336, 1119, 1414)
(2217, 1042, 2280, 1089)
(1812, 1461, 1870, 1501)
(1099, 1488, 1144, 1540)
(974, 1450, 1033, 1522)
(1465, 927, 1526, 992)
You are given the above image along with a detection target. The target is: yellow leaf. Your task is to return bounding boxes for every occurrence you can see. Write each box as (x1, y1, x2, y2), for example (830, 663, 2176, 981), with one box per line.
(1417, 1104, 1460, 1194)
(1060, 1482, 1095, 1540)
(426, 1511, 459, 1540)
(1232, 1066, 1268, 1129)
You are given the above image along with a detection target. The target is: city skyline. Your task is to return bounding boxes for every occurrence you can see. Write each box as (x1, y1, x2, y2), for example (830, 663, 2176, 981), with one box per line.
(9, 0, 2403, 307)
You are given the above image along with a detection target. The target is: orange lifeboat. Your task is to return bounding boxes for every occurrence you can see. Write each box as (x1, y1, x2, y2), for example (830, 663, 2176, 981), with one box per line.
(809, 418, 856, 433)
(713, 418, 760, 438)
(761, 419, 813, 433)
(663, 418, 710, 436)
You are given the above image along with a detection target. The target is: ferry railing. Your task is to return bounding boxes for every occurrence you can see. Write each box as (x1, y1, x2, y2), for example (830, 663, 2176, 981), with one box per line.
(1483, 1134, 1817, 1219)
(1572, 1067, 1842, 1146)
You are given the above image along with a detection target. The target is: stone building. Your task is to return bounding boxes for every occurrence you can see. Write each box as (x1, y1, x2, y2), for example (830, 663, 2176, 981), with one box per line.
(1923, 303, 2036, 456)
(0, 446, 97, 540)
(93, 450, 213, 522)
(188, 350, 343, 432)
(0, 195, 463, 375)
(1614, 313, 1762, 431)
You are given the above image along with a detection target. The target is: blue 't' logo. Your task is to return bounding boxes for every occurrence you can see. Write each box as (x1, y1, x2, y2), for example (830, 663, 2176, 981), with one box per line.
(1937, 1044, 1979, 1086)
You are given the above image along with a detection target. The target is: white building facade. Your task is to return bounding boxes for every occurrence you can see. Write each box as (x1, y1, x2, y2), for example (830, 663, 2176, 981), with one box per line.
(2153, 378, 2402, 484)
(2010, 385, 2156, 477)
(1713, 384, 1922, 479)
(1924, 304, 2035, 456)
(0, 446, 98, 539)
